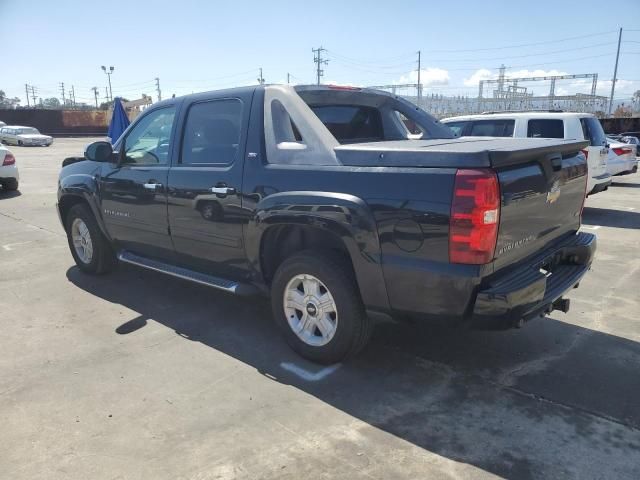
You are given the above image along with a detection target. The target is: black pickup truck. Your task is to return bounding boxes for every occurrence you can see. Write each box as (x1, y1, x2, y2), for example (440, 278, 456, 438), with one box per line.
(58, 85, 596, 363)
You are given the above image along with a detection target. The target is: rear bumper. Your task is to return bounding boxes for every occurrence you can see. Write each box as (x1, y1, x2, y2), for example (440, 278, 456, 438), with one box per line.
(0, 164, 19, 181)
(588, 173, 612, 195)
(471, 232, 596, 329)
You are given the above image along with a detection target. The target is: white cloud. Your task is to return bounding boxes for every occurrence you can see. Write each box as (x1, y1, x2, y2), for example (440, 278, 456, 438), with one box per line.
(395, 68, 449, 86)
(463, 69, 494, 87)
(594, 79, 635, 96)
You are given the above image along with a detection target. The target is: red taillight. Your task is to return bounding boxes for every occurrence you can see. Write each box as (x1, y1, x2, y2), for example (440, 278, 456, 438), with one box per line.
(449, 169, 500, 264)
(581, 149, 589, 161)
(612, 147, 632, 156)
(2, 153, 15, 166)
(327, 85, 362, 91)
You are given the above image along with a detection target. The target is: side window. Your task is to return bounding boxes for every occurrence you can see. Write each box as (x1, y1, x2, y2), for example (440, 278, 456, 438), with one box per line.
(180, 99, 242, 166)
(527, 119, 564, 138)
(272, 99, 305, 147)
(469, 119, 515, 137)
(123, 106, 176, 165)
(580, 117, 606, 146)
(395, 111, 424, 138)
(445, 121, 468, 137)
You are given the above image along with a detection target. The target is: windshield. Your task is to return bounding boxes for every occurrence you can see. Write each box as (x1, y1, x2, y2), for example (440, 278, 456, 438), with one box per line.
(19, 127, 40, 135)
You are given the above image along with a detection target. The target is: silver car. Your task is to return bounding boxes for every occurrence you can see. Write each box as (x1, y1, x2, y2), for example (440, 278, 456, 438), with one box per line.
(0, 125, 53, 147)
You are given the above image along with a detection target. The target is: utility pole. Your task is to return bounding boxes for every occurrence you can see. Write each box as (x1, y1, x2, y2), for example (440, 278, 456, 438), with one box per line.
(257, 68, 265, 85)
(71, 85, 76, 108)
(30, 86, 37, 107)
(417, 50, 422, 105)
(608, 27, 622, 117)
(91, 87, 99, 108)
(287, 73, 290, 84)
(101, 65, 114, 102)
(59, 82, 66, 107)
(312, 47, 328, 85)
(25, 84, 30, 107)
(155, 77, 162, 101)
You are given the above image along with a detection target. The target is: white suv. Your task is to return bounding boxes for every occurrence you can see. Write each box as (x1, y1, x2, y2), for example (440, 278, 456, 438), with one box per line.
(441, 112, 612, 195)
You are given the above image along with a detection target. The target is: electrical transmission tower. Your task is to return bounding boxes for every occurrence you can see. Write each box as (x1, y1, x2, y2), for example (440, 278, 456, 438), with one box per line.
(312, 47, 328, 85)
(59, 82, 66, 107)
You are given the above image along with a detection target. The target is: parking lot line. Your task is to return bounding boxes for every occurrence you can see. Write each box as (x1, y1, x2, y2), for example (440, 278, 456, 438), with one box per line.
(280, 362, 342, 381)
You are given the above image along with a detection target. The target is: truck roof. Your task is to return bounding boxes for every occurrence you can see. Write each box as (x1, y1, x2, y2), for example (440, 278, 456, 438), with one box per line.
(155, 84, 403, 107)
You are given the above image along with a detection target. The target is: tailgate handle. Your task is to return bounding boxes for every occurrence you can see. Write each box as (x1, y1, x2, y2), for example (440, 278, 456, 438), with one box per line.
(549, 154, 562, 172)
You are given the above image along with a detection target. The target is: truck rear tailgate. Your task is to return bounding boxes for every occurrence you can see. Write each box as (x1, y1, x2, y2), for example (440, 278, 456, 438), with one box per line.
(335, 137, 589, 271)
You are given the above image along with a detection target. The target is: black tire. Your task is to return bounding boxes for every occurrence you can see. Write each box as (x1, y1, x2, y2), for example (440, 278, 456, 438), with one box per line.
(17, 140, 23, 146)
(271, 250, 373, 364)
(2, 178, 18, 191)
(65, 203, 116, 274)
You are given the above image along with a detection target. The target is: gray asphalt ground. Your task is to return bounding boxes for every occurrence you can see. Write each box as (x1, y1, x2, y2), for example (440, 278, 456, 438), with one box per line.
(1, 138, 639, 480)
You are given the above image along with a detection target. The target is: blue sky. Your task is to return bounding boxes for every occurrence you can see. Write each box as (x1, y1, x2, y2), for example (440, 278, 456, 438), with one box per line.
(1, 0, 639, 105)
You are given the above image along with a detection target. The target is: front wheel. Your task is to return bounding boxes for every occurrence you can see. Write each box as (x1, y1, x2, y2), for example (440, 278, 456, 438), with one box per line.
(65, 203, 116, 274)
(271, 250, 373, 364)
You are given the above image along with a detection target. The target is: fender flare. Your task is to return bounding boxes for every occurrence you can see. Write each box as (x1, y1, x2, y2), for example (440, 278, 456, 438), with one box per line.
(58, 173, 112, 241)
(246, 191, 390, 312)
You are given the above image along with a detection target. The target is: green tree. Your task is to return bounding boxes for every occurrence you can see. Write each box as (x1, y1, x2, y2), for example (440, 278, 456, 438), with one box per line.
(42, 97, 61, 108)
(0, 90, 21, 108)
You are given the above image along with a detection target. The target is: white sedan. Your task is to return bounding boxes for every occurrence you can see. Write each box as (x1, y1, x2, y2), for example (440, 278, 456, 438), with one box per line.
(0, 145, 19, 191)
(606, 137, 637, 176)
(0, 125, 53, 147)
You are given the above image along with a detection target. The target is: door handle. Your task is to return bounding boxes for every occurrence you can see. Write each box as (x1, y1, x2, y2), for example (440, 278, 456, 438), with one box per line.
(143, 182, 162, 190)
(210, 185, 236, 196)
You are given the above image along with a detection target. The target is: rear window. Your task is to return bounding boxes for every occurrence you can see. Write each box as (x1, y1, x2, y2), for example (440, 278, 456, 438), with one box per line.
(527, 119, 564, 138)
(469, 119, 514, 137)
(580, 117, 606, 147)
(310, 105, 383, 143)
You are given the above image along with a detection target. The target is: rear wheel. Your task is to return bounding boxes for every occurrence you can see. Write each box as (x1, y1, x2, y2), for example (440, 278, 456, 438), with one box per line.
(1, 178, 18, 191)
(65, 204, 116, 274)
(271, 250, 373, 364)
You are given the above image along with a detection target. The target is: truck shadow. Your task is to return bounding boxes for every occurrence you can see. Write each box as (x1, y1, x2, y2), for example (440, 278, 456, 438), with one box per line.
(0, 189, 21, 199)
(66, 265, 640, 479)
(582, 206, 640, 229)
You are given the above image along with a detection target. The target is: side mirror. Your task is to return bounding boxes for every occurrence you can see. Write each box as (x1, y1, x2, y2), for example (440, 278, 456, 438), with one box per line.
(85, 141, 114, 162)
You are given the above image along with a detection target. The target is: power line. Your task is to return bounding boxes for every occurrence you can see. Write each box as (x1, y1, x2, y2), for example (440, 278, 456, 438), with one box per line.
(425, 30, 617, 53)
(423, 42, 617, 64)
